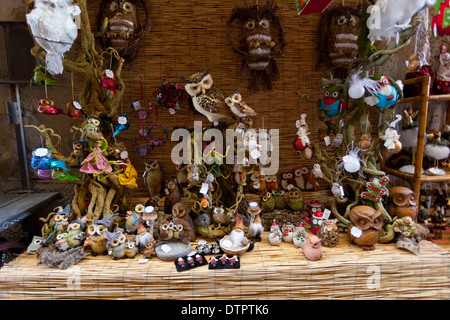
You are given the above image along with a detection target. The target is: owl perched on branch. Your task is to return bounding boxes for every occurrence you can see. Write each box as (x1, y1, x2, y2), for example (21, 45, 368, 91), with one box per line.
(26, 0, 81, 75)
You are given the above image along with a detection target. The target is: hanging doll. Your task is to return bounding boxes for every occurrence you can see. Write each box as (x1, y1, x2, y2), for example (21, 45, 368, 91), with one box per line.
(434, 43, 450, 94)
(293, 114, 310, 152)
(380, 115, 403, 155)
(79, 139, 113, 176)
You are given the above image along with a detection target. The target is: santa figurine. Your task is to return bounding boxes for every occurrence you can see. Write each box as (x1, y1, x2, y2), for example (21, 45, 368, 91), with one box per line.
(229, 215, 250, 248)
(435, 43, 450, 94)
(310, 211, 325, 235)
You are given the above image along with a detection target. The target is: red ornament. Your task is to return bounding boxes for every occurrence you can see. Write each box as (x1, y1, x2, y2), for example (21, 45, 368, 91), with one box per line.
(38, 98, 64, 115)
(101, 69, 119, 96)
(293, 137, 306, 152)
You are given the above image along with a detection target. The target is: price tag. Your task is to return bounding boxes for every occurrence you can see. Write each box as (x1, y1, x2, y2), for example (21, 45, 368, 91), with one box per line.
(200, 183, 209, 195)
(133, 101, 142, 111)
(168, 108, 176, 115)
(323, 209, 331, 220)
(351, 226, 363, 238)
(324, 136, 331, 146)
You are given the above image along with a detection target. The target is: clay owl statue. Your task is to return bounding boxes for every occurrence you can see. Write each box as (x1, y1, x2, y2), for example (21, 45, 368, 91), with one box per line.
(249, 171, 266, 193)
(347, 206, 383, 251)
(172, 202, 196, 241)
(387, 187, 418, 220)
(159, 220, 174, 241)
(86, 223, 109, 256)
(259, 191, 276, 213)
(143, 160, 164, 197)
(183, 70, 234, 123)
(281, 172, 294, 190)
(287, 187, 304, 212)
(125, 204, 144, 234)
(55, 233, 70, 252)
(225, 92, 257, 120)
(264, 175, 278, 192)
(124, 240, 138, 259)
(164, 178, 182, 214)
(302, 235, 323, 261)
(272, 189, 289, 210)
(317, 219, 339, 247)
(67, 219, 86, 249)
(107, 231, 127, 260)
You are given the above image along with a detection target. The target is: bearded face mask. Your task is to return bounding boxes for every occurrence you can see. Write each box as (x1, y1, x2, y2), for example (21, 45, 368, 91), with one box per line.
(97, 0, 151, 64)
(227, 0, 286, 92)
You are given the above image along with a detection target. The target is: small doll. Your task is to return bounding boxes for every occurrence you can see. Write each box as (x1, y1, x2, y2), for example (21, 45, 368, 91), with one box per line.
(70, 141, 87, 168)
(80, 116, 101, 142)
(79, 139, 113, 176)
(293, 114, 310, 152)
(435, 43, 450, 94)
(380, 115, 402, 154)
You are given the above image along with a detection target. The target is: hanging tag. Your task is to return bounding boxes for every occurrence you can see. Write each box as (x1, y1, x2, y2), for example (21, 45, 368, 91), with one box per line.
(324, 136, 331, 146)
(133, 101, 143, 111)
(339, 185, 345, 198)
(206, 173, 214, 183)
(168, 108, 176, 115)
(351, 226, 362, 238)
(142, 171, 147, 178)
(322, 209, 331, 220)
(339, 119, 345, 128)
(200, 183, 209, 195)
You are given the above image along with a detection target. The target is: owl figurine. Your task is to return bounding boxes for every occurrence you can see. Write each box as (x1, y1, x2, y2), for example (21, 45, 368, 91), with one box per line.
(311, 164, 324, 179)
(302, 235, 323, 261)
(281, 172, 295, 190)
(164, 178, 182, 214)
(125, 204, 144, 234)
(225, 92, 257, 120)
(272, 189, 289, 210)
(281, 221, 295, 243)
(248, 171, 266, 193)
(86, 223, 109, 256)
(159, 220, 174, 241)
(107, 231, 127, 260)
(124, 240, 138, 259)
(347, 206, 383, 251)
(67, 219, 86, 249)
(364, 75, 403, 109)
(55, 233, 70, 252)
(212, 205, 231, 229)
(183, 70, 234, 123)
(319, 85, 347, 117)
(264, 175, 278, 192)
(259, 191, 276, 213)
(143, 160, 164, 197)
(318, 219, 339, 247)
(70, 141, 87, 168)
(287, 187, 304, 212)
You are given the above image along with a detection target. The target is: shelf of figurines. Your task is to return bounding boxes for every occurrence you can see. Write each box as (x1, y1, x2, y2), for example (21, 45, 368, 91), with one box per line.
(0, 193, 449, 300)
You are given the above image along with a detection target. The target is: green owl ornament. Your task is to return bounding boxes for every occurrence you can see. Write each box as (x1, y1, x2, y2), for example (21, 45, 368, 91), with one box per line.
(259, 191, 276, 213)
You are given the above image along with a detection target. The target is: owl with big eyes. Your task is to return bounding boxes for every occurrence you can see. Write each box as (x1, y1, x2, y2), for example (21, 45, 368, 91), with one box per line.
(387, 187, 418, 220)
(124, 240, 137, 259)
(347, 205, 383, 251)
(55, 233, 70, 252)
(159, 220, 174, 241)
(108, 231, 127, 260)
(272, 189, 289, 210)
(225, 92, 257, 120)
(86, 223, 109, 256)
(287, 187, 304, 212)
(259, 191, 276, 213)
(183, 70, 234, 123)
(281, 172, 295, 190)
(264, 175, 278, 192)
(67, 220, 86, 249)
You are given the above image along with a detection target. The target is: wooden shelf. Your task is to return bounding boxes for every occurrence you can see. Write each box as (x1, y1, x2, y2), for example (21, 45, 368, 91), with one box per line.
(381, 76, 450, 195)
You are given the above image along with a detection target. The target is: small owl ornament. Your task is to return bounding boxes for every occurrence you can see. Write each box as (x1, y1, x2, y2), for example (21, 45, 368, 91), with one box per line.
(259, 191, 276, 213)
(225, 92, 257, 120)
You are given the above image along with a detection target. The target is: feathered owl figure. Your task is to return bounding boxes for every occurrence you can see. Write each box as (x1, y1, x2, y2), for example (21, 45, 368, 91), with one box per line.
(259, 191, 276, 213)
(183, 70, 234, 123)
(26, 0, 80, 75)
(225, 92, 257, 120)
(272, 189, 289, 210)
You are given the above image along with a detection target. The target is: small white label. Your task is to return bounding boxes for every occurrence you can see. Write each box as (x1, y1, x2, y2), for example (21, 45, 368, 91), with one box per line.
(323, 209, 331, 220)
(200, 183, 209, 195)
(161, 244, 171, 253)
(165, 188, 169, 195)
(206, 173, 214, 183)
(324, 136, 331, 146)
(222, 239, 232, 248)
(133, 101, 142, 110)
(138, 258, 149, 264)
(168, 108, 176, 115)
(351, 226, 363, 238)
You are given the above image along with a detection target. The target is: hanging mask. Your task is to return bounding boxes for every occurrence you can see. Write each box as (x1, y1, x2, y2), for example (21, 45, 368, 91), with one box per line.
(227, 0, 286, 92)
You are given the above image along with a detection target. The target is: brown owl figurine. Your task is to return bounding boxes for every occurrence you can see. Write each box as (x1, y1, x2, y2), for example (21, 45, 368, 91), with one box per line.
(347, 206, 383, 251)
(387, 187, 418, 220)
(163, 178, 181, 214)
(318, 218, 339, 247)
(143, 160, 164, 197)
(172, 202, 196, 242)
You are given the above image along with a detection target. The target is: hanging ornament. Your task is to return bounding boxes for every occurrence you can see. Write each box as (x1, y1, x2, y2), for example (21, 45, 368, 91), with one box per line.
(67, 101, 83, 119)
(38, 97, 64, 115)
(364, 75, 403, 109)
(112, 113, 130, 138)
(31, 147, 70, 171)
(26, 0, 80, 75)
(101, 69, 120, 96)
(381, 115, 403, 154)
(361, 175, 390, 202)
(319, 85, 347, 117)
(338, 142, 363, 174)
(347, 69, 381, 100)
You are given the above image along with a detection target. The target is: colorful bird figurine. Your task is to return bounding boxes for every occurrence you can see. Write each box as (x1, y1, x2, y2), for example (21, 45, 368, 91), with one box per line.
(364, 75, 403, 109)
(38, 98, 65, 115)
(112, 113, 130, 137)
(225, 92, 257, 120)
(319, 85, 347, 117)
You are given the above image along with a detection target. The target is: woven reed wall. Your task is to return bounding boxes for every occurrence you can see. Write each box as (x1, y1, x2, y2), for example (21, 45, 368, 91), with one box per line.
(86, 0, 367, 200)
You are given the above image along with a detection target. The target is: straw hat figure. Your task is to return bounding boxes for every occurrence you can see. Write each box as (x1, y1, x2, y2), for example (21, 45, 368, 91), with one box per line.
(247, 202, 264, 241)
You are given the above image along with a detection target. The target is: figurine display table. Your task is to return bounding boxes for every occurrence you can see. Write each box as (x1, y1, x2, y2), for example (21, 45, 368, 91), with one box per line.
(0, 232, 448, 300)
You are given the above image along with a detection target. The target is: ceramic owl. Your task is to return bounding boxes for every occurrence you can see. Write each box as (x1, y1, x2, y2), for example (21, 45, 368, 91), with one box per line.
(272, 189, 289, 210)
(264, 175, 278, 192)
(227, 0, 286, 92)
(172, 202, 196, 242)
(124, 240, 138, 259)
(259, 191, 276, 213)
(317, 4, 361, 78)
(287, 187, 304, 212)
(107, 231, 127, 260)
(387, 187, 418, 220)
(317, 218, 339, 247)
(55, 233, 70, 252)
(86, 223, 109, 256)
(159, 220, 174, 241)
(67, 219, 86, 249)
(164, 178, 182, 214)
(144, 160, 164, 197)
(347, 206, 383, 251)
(281, 172, 295, 190)
(125, 204, 144, 234)
(249, 171, 266, 193)
(302, 235, 323, 261)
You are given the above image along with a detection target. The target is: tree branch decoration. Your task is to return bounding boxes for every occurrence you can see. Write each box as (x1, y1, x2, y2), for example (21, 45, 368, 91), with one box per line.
(25, 0, 125, 121)
(296, 0, 425, 229)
